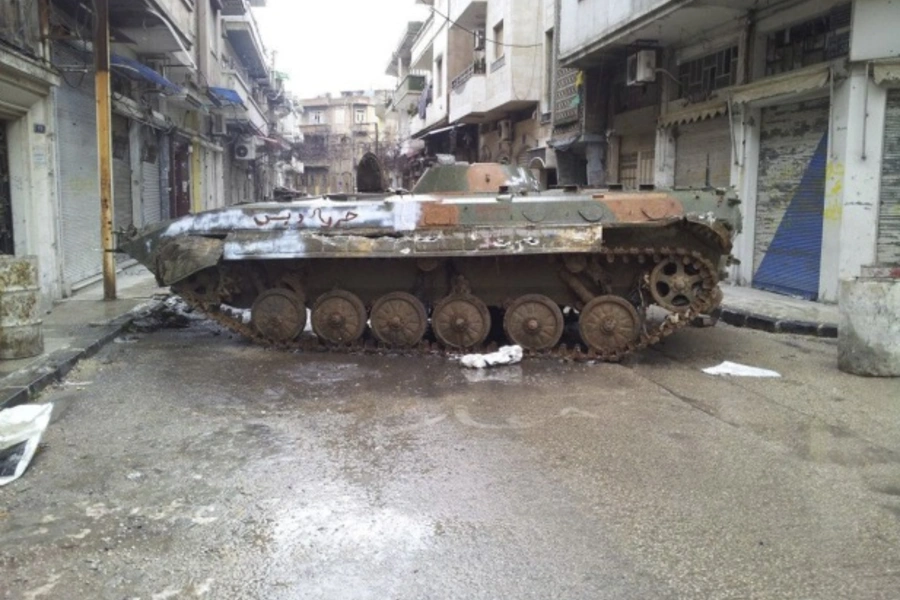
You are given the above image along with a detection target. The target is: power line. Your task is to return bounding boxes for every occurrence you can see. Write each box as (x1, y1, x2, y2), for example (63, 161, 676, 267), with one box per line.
(430, 6, 543, 49)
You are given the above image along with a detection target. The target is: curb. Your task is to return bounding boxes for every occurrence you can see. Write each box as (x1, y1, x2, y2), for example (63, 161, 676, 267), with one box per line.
(713, 307, 838, 338)
(0, 300, 165, 411)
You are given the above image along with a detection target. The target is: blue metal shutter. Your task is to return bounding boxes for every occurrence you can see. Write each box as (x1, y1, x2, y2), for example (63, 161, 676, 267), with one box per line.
(753, 99, 829, 300)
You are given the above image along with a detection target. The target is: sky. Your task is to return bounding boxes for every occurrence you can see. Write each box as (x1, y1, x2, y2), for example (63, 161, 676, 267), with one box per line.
(253, 0, 431, 100)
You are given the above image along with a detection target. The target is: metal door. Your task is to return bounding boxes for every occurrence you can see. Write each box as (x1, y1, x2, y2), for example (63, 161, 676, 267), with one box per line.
(54, 42, 101, 289)
(112, 114, 132, 232)
(0, 124, 12, 254)
(170, 136, 191, 217)
(674, 117, 732, 188)
(878, 89, 900, 264)
(141, 128, 162, 227)
(619, 133, 655, 190)
(753, 98, 830, 299)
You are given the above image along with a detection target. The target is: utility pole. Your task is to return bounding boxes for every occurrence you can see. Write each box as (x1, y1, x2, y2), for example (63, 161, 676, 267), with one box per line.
(94, 0, 116, 299)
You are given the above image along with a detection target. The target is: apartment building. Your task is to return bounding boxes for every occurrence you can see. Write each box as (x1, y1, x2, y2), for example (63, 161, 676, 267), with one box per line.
(390, 0, 558, 188)
(558, 0, 900, 303)
(297, 91, 397, 194)
(0, 0, 300, 302)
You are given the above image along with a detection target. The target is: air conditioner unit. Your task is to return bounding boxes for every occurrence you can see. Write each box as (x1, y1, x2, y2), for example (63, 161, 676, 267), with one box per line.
(474, 29, 486, 51)
(211, 114, 227, 136)
(498, 118, 513, 142)
(234, 138, 257, 160)
(626, 49, 657, 85)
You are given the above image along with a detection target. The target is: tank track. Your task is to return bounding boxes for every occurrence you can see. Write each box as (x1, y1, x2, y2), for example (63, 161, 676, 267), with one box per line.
(174, 246, 720, 363)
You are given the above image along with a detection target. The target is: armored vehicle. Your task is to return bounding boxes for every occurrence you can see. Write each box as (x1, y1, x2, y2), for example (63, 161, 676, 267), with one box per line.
(118, 162, 741, 360)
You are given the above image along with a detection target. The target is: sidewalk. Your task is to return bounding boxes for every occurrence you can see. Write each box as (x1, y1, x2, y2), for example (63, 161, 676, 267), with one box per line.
(717, 284, 839, 337)
(0, 267, 168, 410)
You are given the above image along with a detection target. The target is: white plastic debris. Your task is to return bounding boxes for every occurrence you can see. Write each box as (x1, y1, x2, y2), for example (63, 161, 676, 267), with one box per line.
(460, 345, 524, 369)
(702, 361, 781, 378)
(0, 404, 53, 486)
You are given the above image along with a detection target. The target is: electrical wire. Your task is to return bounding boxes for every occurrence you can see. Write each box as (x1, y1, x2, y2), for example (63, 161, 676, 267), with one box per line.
(430, 5, 542, 49)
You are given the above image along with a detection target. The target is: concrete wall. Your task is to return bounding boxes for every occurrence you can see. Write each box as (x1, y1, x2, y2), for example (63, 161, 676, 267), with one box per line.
(850, 0, 900, 61)
(558, 0, 672, 60)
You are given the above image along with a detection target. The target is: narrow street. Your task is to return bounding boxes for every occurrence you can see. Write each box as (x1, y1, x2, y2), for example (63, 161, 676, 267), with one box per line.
(2, 316, 899, 599)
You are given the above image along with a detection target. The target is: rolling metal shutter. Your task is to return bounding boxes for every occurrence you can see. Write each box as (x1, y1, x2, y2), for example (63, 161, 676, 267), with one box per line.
(878, 89, 900, 264)
(753, 97, 830, 299)
(674, 117, 731, 188)
(141, 155, 162, 227)
(54, 42, 101, 289)
(619, 133, 655, 190)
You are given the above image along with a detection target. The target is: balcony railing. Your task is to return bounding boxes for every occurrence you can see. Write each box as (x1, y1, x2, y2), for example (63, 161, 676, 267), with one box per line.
(451, 59, 486, 93)
(299, 123, 331, 135)
(393, 73, 427, 106)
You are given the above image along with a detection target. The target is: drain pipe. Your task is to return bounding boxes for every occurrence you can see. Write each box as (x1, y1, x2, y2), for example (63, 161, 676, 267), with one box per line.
(728, 97, 739, 166)
(862, 62, 871, 161)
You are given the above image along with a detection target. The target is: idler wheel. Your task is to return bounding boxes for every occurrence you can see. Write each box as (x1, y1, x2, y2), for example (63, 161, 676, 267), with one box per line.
(432, 294, 491, 350)
(649, 256, 706, 312)
(579, 295, 641, 354)
(370, 292, 427, 348)
(250, 288, 306, 343)
(503, 294, 564, 351)
(311, 290, 367, 345)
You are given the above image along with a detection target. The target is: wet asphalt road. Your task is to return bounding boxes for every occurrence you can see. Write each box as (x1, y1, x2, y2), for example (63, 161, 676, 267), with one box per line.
(1, 315, 900, 600)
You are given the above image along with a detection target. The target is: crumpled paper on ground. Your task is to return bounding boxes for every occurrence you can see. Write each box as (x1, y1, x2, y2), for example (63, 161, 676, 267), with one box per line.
(0, 404, 53, 486)
(460, 345, 524, 369)
(702, 361, 781, 378)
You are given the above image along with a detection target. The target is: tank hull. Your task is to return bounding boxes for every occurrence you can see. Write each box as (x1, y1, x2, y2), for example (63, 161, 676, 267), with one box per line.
(118, 164, 740, 359)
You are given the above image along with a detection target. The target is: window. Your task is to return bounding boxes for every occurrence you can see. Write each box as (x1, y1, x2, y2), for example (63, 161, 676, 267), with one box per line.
(493, 21, 505, 61)
(678, 46, 738, 100)
(764, 3, 851, 76)
(312, 111, 324, 124)
(355, 108, 366, 124)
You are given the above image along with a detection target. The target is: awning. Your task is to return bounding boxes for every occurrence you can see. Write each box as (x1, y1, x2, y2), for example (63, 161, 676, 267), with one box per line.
(207, 86, 245, 108)
(547, 132, 604, 152)
(873, 61, 900, 86)
(658, 99, 728, 128)
(411, 117, 450, 139)
(729, 64, 830, 105)
(110, 54, 182, 95)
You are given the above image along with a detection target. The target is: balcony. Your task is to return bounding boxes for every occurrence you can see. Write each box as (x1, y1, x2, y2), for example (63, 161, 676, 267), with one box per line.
(410, 14, 436, 70)
(109, 0, 195, 60)
(451, 59, 486, 92)
(449, 0, 487, 29)
(222, 0, 267, 16)
(217, 71, 267, 132)
(299, 123, 331, 136)
(410, 91, 447, 137)
(449, 61, 487, 122)
(393, 73, 427, 107)
(223, 10, 269, 79)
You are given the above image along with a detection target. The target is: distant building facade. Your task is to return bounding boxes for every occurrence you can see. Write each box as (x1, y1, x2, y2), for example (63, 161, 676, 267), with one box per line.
(386, 0, 558, 189)
(297, 91, 398, 194)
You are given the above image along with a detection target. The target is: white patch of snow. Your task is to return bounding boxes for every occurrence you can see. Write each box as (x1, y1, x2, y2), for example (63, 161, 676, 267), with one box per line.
(702, 361, 781, 378)
(460, 345, 524, 369)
